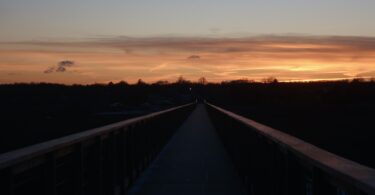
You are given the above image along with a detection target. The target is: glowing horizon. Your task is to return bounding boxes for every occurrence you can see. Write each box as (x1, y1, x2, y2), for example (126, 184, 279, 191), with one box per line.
(1, 1, 375, 84)
(1, 35, 375, 84)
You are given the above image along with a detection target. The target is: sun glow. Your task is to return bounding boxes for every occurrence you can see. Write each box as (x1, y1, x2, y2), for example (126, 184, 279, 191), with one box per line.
(1, 35, 375, 84)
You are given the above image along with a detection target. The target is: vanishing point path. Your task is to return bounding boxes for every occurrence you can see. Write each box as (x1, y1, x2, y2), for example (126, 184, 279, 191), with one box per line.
(128, 104, 245, 195)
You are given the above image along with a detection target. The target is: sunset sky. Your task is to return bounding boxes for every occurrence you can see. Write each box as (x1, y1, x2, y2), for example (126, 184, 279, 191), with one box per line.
(1, 0, 375, 84)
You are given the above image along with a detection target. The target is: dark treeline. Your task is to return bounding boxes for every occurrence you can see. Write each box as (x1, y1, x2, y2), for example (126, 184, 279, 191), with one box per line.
(1, 78, 375, 168)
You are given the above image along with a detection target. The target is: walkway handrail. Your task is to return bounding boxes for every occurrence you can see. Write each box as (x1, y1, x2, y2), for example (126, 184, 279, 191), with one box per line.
(206, 102, 375, 195)
(0, 102, 195, 169)
(0, 102, 196, 195)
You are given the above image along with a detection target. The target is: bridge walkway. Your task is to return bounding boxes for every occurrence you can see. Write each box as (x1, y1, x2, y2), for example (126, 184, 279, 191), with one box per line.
(128, 104, 245, 195)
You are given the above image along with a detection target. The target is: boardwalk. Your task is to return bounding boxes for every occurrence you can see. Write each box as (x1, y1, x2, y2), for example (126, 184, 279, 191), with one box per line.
(128, 104, 245, 195)
(2, 102, 374, 194)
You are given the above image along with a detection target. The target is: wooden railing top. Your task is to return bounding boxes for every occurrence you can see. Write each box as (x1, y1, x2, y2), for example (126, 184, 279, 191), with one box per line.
(0, 102, 195, 169)
(207, 102, 375, 195)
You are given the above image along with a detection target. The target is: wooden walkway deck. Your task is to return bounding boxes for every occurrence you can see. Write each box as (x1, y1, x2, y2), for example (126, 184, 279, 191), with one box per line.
(128, 104, 245, 195)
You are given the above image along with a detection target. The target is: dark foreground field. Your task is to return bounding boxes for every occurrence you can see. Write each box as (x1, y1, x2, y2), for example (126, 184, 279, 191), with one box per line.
(1, 79, 375, 168)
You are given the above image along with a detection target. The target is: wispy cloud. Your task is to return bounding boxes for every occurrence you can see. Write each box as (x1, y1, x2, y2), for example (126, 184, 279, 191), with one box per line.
(95, 35, 375, 55)
(149, 63, 168, 72)
(187, 55, 201, 60)
(44, 60, 75, 73)
(1, 34, 375, 83)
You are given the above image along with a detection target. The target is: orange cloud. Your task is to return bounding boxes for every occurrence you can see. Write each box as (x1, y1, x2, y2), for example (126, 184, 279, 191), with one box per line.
(1, 35, 375, 84)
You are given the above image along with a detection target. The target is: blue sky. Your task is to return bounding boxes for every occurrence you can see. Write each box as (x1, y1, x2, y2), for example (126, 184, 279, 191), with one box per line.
(1, 0, 375, 41)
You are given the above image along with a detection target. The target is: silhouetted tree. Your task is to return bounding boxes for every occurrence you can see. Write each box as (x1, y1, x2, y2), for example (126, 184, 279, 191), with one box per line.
(351, 78, 365, 83)
(116, 80, 128, 86)
(153, 80, 169, 85)
(262, 76, 278, 84)
(137, 79, 147, 85)
(198, 77, 208, 85)
(176, 76, 191, 84)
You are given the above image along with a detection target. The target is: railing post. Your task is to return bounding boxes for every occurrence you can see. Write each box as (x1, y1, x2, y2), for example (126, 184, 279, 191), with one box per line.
(74, 143, 84, 195)
(0, 169, 13, 195)
(123, 127, 130, 192)
(110, 133, 117, 195)
(312, 167, 336, 195)
(271, 144, 286, 195)
(126, 128, 134, 187)
(44, 154, 56, 195)
(115, 130, 126, 195)
(97, 136, 103, 195)
(285, 152, 304, 195)
(100, 133, 116, 195)
(268, 140, 277, 195)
